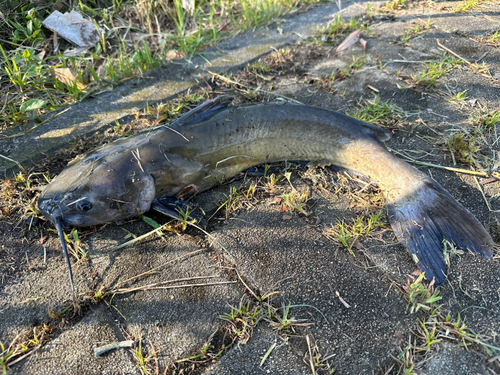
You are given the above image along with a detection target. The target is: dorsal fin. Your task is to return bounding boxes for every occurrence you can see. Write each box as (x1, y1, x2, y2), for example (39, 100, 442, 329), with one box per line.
(173, 96, 233, 127)
(359, 121, 391, 142)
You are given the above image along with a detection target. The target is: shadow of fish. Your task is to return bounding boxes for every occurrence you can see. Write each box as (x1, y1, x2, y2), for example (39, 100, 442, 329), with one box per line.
(38, 96, 493, 298)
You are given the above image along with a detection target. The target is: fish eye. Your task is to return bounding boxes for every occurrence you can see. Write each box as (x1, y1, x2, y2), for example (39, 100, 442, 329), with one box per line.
(77, 200, 93, 212)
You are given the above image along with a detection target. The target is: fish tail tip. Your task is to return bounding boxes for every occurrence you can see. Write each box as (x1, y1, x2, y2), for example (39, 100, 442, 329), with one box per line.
(388, 179, 493, 284)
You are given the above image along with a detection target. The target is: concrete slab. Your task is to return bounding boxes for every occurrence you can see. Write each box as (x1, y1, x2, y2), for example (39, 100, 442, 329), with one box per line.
(19, 305, 139, 375)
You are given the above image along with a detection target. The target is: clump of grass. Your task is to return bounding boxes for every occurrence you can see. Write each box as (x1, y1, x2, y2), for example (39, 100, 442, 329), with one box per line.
(401, 19, 432, 44)
(349, 95, 405, 128)
(218, 184, 257, 219)
(385, 0, 408, 10)
(318, 55, 370, 90)
(312, 15, 366, 45)
(447, 132, 481, 166)
(220, 300, 264, 343)
(281, 187, 310, 216)
(453, 0, 486, 12)
(324, 209, 387, 255)
(470, 109, 500, 128)
(1, 0, 323, 133)
(403, 273, 442, 313)
(447, 89, 468, 105)
(395, 273, 500, 373)
(414, 57, 462, 87)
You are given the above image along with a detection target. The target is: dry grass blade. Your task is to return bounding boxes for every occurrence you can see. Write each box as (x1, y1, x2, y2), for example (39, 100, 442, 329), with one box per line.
(388, 148, 489, 177)
(112, 249, 206, 288)
(112, 281, 236, 295)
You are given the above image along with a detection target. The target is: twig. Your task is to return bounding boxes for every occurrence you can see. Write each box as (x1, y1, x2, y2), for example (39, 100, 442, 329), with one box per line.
(473, 175, 492, 211)
(389, 148, 489, 177)
(94, 340, 134, 356)
(113, 249, 206, 287)
(306, 335, 316, 375)
(110, 275, 222, 294)
(436, 39, 472, 66)
(112, 281, 236, 295)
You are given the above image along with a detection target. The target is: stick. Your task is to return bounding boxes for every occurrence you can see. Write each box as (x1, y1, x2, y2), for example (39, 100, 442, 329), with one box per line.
(112, 281, 236, 295)
(94, 340, 134, 356)
(389, 148, 489, 177)
(436, 39, 472, 66)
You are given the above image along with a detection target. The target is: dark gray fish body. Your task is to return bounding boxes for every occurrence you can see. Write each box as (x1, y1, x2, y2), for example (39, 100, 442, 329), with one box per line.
(38, 96, 493, 294)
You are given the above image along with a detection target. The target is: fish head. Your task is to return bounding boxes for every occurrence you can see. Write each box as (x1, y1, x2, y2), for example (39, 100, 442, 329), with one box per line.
(38, 148, 156, 228)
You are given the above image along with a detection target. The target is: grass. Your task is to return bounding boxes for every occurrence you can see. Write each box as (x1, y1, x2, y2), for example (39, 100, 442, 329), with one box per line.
(349, 95, 406, 128)
(400, 19, 432, 44)
(414, 57, 462, 87)
(447, 132, 481, 166)
(385, 0, 408, 10)
(395, 274, 500, 373)
(311, 15, 367, 46)
(324, 209, 387, 255)
(453, 0, 486, 12)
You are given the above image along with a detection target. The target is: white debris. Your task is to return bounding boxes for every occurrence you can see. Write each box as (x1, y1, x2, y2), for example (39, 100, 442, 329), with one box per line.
(42, 10, 103, 48)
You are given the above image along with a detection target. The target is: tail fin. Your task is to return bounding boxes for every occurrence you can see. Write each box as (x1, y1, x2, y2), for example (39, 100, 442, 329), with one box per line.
(387, 179, 493, 284)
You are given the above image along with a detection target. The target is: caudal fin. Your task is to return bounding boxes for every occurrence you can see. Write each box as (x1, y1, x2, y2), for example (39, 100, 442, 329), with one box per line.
(387, 179, 493, 284)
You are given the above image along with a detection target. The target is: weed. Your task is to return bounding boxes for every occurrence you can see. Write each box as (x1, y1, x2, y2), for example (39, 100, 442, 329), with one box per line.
(248, 61, 271, 74)
(453, 0, 485, 12)
(386, 0, 407, 10)
(414, 57, 461, 87)
(447, 89, 468, 105)
(447, 132, 480, 166)
(133, 340, 153, 374)
(218, 184, 257, 219)
(471, 109, 500, 128)
(401, 19, 432, 44)
(312, 15, 365, 45)
(349, 95, 405, 128)
(324, 209, 387, 255)
(281, 187, 310, 215)
(220, 300, 263, 343)
(403, 273, 442, 313)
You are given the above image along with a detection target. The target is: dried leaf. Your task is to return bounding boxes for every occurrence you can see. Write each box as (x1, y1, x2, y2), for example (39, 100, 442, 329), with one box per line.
(336, 30, 361, 53)
(360, 38, 367, 51)
(53, 67, 86, 90)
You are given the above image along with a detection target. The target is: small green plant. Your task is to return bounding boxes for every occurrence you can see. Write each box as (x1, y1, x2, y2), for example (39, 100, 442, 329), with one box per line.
(453, 0, 485, 12)
(403, 273, 442, 313)
(447, 89, 468, 104)
(0, 342, 18, 375)
(312, 15, 365, 45)
(350, 95, 405, 127)
(324, 209, 387, 255)
(221, 301, 263, 343)
(386, 0, 407, 10)
(133, 341, 153, 374)
(415, 57, 461, 87)
(447, 133, 481, 165)
(281, 188, 310, 215)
